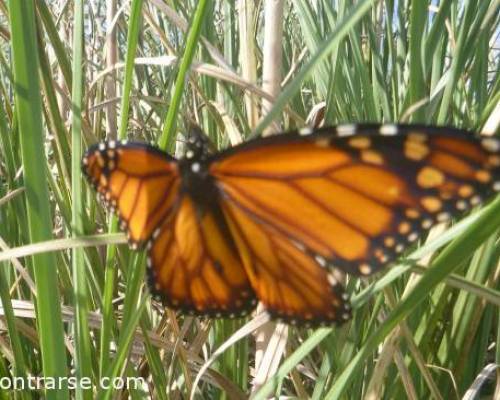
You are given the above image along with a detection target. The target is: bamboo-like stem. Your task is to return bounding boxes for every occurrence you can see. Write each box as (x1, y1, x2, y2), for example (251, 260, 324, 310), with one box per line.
(253, 0, 288, 395)
(261, 0, 284, 136)
(238, 0, 259, 129)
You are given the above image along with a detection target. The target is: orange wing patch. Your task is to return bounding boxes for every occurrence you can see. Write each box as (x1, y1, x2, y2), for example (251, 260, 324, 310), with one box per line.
(82, 142, 180, 246)
(147, 196, 256, 317)
(222, 200, 351, 325)
(217, 175, 373, 261)
(212, 142, 351, 176)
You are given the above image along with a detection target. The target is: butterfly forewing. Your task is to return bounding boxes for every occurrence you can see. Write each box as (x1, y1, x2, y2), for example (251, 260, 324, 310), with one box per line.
(210, 125, 500, 277)
(82, 142, 180, 246)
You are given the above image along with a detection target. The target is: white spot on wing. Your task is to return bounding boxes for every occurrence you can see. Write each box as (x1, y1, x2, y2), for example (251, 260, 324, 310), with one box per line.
(315, 255, 327, 267)
(98, 143, 106, 151)
(379, 124, 398, 136)
(422, 219, 433, 229)
(437, 212, 450, 222)
(336, 124, 357, 137)
(359, 263, 372, 275)
(299, 126, 314, 136)
(108, 141, 116, 149)
(470, 195, 481, 205)
(191, 162, 201, 173)
(481, 137, 500, 152)
(408, 232, 418, 242)
(327, 274, 337, 286)
(456, 200, 467, 210)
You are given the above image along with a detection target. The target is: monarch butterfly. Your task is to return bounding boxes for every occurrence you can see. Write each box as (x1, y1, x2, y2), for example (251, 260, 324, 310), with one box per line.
(82, 124, 500, 326)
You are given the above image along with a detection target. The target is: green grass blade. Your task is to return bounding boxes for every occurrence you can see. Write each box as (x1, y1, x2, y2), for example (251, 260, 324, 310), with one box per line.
(158, 0, 210, 150)
(407, 0, 427, 122)
(436, 1, 481, 123)
(118, 0, 144, 140)
(71, 1, 93, 398)
(8, 1, 69, 398)
(36, 0, 72, 90)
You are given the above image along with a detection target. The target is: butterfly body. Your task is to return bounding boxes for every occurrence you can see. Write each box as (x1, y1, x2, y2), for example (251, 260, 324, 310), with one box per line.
(179, 158, 218, 212)
(82, 124, 500, 326)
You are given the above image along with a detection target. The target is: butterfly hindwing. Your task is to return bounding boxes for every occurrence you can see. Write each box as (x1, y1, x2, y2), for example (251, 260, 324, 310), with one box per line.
(222, 199, 351, 325)
(147, 196, 257, 316)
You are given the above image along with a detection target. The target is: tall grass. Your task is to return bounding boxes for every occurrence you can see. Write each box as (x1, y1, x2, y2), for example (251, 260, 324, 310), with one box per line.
(0, 1, 499, 399)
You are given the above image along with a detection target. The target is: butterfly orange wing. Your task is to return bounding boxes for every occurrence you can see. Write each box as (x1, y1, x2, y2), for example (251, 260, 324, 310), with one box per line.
(83, 142, 181, 246)
(222, 200, 351, 325)
(147, 196, 256, 316)
(83, 141, 256, 317)
(209, 125, 500, 324)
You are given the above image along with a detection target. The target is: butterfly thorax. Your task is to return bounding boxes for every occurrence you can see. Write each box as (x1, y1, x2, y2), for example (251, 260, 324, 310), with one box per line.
(179, 144, 219, 212)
